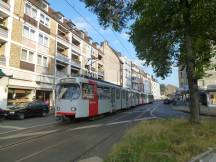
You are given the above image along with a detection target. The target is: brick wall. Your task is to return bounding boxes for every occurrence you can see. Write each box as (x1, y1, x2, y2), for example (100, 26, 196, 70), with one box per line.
(9, 43, 21, 68)
(11, 18, 22, 42)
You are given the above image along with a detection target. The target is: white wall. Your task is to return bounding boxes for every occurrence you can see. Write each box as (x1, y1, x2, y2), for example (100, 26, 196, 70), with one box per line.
(0, 77, 9, 109)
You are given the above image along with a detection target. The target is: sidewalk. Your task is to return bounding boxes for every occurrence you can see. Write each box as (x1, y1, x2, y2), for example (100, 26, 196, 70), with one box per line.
(172, 101, 216, 117)
(189, 148, 216, 162)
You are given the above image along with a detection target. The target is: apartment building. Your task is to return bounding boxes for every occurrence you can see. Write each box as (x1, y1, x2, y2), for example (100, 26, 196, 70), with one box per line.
(0, 0, 106, 108)
(151, 77, 160, 100)
(179, 57, 216, 106)
(0, 0, 160, 108)
(101, 41, 122, 86)
(131, 63, 143, 91)
(120, 56, 132, 89)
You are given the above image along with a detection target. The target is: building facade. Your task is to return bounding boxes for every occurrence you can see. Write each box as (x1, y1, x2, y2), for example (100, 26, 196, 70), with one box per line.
(151, 77, 160, 100)
(0, 0, 106, 108)
(0, 0, 161, 109)
(120, 56, 132, 89)
(101, 41, 123, 86)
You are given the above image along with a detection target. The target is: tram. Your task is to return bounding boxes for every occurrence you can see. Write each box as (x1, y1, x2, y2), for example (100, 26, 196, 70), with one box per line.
(55, 77, 154, 119)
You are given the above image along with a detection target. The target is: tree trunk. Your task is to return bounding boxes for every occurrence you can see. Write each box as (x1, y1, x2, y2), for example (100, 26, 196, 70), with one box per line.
(182, 0, 201, 123)
(186, 66, 200, 123)
(185, 32, 201, 123)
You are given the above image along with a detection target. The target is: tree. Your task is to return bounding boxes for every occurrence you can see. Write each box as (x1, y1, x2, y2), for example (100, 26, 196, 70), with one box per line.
(81, 0, 216, 123)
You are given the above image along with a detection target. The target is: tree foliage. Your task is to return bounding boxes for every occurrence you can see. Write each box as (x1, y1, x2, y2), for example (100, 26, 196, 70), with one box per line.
(81, 0, 216, 122)
(81, 0, 216, 79)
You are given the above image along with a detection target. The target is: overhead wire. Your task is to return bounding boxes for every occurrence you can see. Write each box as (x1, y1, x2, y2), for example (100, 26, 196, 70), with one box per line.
(63, 0, 136, 59)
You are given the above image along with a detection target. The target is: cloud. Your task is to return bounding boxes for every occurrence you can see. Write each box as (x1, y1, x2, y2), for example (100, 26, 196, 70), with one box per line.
(121, 32, 130, 40)
(73, 17, 91, 32)
(99, 28, 111, 35)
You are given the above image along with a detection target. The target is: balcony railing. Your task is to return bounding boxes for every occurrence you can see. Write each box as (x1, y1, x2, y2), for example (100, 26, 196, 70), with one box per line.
(57, 35, 70, 47)
(72, 44, 81, 54)
(56, 71, 67, 78)
(0, 0, 10, 13)
(98, 69, 104, 76)
(56, 53, 70, 64)
(71, 59, 81, 68)
(0, 25, 8, 38)
(35, 75, 53, 84)
(91, 67, 96, 72)
(0, 54, 5, 65)
(132, 76, 141, 83)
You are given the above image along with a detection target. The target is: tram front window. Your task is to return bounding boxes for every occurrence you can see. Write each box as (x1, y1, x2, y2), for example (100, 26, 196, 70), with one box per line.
(58, 84, 80, 100)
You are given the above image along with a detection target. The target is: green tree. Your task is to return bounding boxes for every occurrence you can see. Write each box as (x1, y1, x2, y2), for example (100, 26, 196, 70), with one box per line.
(81, 0, 216, 123)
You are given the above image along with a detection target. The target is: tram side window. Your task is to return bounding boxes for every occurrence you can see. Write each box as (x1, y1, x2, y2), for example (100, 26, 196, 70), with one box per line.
(103, 87, 111, 99)
(122, 90, 126, 99)
(116, 89, 120, 99)
(82, 83, 94, 99)
(97, 87, 103, 99)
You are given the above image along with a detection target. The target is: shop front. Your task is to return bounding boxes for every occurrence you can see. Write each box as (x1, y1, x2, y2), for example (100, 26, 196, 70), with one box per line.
(207, 91, 216, 107)
(206, 85, 216, 107)
(36, 89, 52, 108)
(7, 88, 34, 106)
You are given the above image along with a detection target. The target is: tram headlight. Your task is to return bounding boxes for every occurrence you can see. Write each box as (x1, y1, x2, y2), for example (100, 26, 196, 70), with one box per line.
(71, 107, 76, 111)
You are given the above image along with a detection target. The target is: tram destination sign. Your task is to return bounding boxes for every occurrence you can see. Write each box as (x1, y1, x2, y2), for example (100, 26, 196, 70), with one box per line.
(60, 78, 76, 84)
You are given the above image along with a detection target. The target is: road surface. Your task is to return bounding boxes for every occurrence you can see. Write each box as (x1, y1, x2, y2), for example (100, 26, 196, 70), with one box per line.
(0, 102, 186, 162)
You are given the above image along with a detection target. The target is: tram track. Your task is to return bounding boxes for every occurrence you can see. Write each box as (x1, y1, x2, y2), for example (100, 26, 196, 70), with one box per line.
(0, 103, 158, 156)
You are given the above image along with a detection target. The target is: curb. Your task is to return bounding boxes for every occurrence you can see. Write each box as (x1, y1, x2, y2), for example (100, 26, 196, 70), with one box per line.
(171, 105, 216, 117)
(188, 148, 214, 162)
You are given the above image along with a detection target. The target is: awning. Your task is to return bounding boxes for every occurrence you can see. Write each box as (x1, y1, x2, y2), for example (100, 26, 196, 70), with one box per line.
(0, 69, 6, 77)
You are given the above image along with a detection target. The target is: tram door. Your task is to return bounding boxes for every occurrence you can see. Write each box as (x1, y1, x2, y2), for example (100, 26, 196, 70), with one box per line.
(111, 88, 116, 111)
(126, 91, 129, 108)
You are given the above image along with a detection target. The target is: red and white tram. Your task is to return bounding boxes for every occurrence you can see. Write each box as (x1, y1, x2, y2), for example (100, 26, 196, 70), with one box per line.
(55, 77, 154, 119)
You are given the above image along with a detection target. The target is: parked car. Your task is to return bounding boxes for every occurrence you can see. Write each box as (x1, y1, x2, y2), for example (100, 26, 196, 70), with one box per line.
(0, 108, 7, 121)
(163, 98, 174, 104)
(0, 101, 49, 120)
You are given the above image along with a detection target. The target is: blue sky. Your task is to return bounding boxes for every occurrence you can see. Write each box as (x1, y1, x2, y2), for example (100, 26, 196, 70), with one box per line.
(48, 0, 179, 87)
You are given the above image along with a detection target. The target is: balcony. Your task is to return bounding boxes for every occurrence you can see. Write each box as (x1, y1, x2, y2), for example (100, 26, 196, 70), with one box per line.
(57, 25, 70, 47)
(71, 59, 81, 68)
(98, 69, 104, 76)
(56, 70, 67, 78)
(35, 75, 53, 84)
(72, 37, 81, 55)
(0, 54, 5, 65)
(0, 25, 8, 39)
(56, 53, 70, 64)
(57, 35, 70, 47)
(132, 76, 140, 83)
(72, 44, 81, 55)
(0, 0, 10, 15)
(91, 67, 96, 72)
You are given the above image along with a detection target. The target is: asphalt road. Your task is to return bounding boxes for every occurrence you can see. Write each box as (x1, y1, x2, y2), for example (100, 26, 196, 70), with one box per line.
(0, 102, 186, 162)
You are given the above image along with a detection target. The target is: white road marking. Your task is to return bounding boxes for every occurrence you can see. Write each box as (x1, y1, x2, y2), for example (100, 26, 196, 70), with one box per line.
(68, 117, 156, 132)
(0, 125, 25, 130)
(72, 124, 103, 131)
(78, 156, 103, 162)
(0, 130, 58, 140)
(0, 121, 57, 135)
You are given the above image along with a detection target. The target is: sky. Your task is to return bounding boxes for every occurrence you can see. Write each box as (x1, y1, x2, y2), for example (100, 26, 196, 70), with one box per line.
(48, 0, 179, 87)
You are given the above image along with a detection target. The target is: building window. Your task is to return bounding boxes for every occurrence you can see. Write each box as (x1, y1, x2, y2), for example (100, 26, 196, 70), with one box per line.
(21, 49, 34, 63)
(21, 49, 27, 61)
(37, 54, 48, 67)
(24, 2, 37, 19)
(41, 1, 48, 11)
(23, 25, 36, 41)
(38, 33, 49, 47)
(40, 13, 50, 27)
